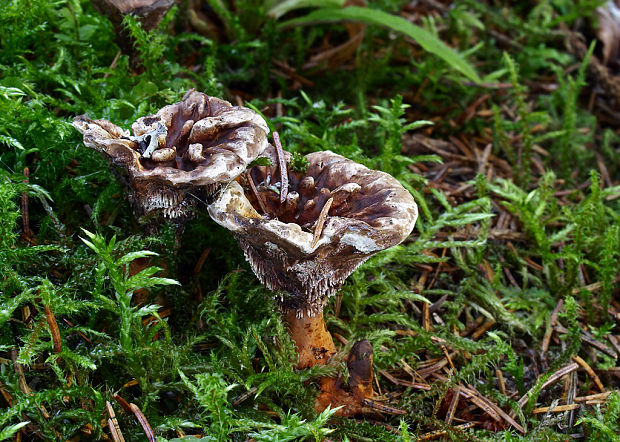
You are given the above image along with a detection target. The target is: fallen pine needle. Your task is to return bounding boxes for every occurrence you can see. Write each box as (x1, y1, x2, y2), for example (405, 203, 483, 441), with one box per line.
(44, 305, 62, 354)
(572, 355, 606, 393)
(418, 422, 475, 440)
(532, 403, 580, 414)
(516, 363, 579, 409)
(130, 403, 155, 442)
(246, 171, 268, 215)
(106, 401, 125, 442)
(272, 131, 288, 204)
(312, 196, 333, 248)
(575, 391, 618, 402)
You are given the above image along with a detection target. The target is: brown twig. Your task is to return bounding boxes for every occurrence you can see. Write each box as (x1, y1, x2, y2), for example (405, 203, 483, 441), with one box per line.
(232, 387, 258, 407)
(312, 197, 333, 248)
(571, 276, 620, 295)
(378, 369, 431, 390)
(471, 319, 496, 340)
(113, 393, 133, 414)
(532, 403, 580, 414)
(554, 325, 618, 359)
(272, 131, 288, 204)
(455, 381, 524, 433)
(574, 391, 617, 403)
(193, 248, 211, 275)
(418, 422, 476, 440)
(445, 387, 460, 424)
(362, 398, 406, 415)
(515, 363, 580, 410)
(43, 305, 62, 354)
(129, 403, 155, 442)
(106, 401, 125, 442)
(246, 171, 269, 216)
(496, 369, 506, 397)
(542, 299, 564, 355)
(572, 355, 606, 393)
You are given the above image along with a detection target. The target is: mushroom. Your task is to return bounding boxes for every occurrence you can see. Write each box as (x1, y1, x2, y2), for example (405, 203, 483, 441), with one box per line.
(73, 90, 270, 224)
(207, 143, 418, 369)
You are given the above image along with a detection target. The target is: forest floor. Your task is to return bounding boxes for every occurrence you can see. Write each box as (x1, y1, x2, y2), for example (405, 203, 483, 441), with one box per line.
(1, 0, 619, 440)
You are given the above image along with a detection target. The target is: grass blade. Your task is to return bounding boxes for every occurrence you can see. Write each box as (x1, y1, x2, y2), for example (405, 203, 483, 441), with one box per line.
(279, 6, 481, 83)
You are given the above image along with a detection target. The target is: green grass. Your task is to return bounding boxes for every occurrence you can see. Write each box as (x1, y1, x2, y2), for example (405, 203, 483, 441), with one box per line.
(1, 0, 619, 440)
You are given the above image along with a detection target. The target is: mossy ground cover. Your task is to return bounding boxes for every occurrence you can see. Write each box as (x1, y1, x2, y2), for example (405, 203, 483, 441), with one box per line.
(1, 0, 619, 440)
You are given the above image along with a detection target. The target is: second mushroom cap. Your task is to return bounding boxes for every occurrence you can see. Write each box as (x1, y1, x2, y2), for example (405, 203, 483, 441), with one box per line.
(73, 90, 270, 221)
(208, 145, 418, 317)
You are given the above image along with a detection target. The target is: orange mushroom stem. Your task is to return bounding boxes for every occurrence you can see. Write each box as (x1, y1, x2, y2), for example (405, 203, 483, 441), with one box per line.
(283, 309, 336, 369)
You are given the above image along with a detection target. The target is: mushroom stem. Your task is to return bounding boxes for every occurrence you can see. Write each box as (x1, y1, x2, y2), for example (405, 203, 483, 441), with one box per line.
(283, 308, 336, 369)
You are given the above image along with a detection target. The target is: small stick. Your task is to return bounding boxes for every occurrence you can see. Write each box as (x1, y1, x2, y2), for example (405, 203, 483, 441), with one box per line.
(113, 393, 133, 414)
(542, 299, 564, 355)
(246, 172, 268, 215)
(0, 381, 14, 406)
(422, 302, 431, 332)
(515, 363, 579, 409)
(104, 50, 122, 79)
(564, 370, 578, 428)
(427, 248, 446, 289)
(272, 131, 288, 204)
(496, 369, 506, 396)
(380, 374, 431, 391)
(106, 401, 125, 442)
(440, 345, 455, 371)
(471, 319, 496, 340)
(362, 398, 406, 415)
(461, 384, 524, 433)
(532, 403, 580, 414)
(129, 403, 155, 442)
(572, 355, 606, 393)
(418, 422, 475, 440)
(416, 358, 448, 377)
(571, 276, 620, 295)
(43, 305, 62, 354)
(312, 197, 333, 248)
(232, 387, 258, 407)
(193, 248, 211, 275)
(445, 387, 460, 424)
(62, 318, 91, 343)
(554, 325, 618, 358)
(440, 374, 524, 433)
(12, 348, 32, 396)
(574, 391, 617, 402)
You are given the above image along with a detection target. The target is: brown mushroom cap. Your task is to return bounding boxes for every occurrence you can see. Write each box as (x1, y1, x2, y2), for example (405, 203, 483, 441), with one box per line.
(207, 146, 418, 317)
(73, 90, 269, 220)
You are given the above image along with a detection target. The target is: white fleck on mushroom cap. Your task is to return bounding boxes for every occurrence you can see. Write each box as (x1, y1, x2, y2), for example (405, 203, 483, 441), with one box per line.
(72, 90, 269, 220)
(208, 149, 418, 317)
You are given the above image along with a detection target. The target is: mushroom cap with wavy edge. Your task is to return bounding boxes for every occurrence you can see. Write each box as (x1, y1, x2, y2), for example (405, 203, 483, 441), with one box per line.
(207, 146, 418, 317)
(73, 90, 269, 220)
